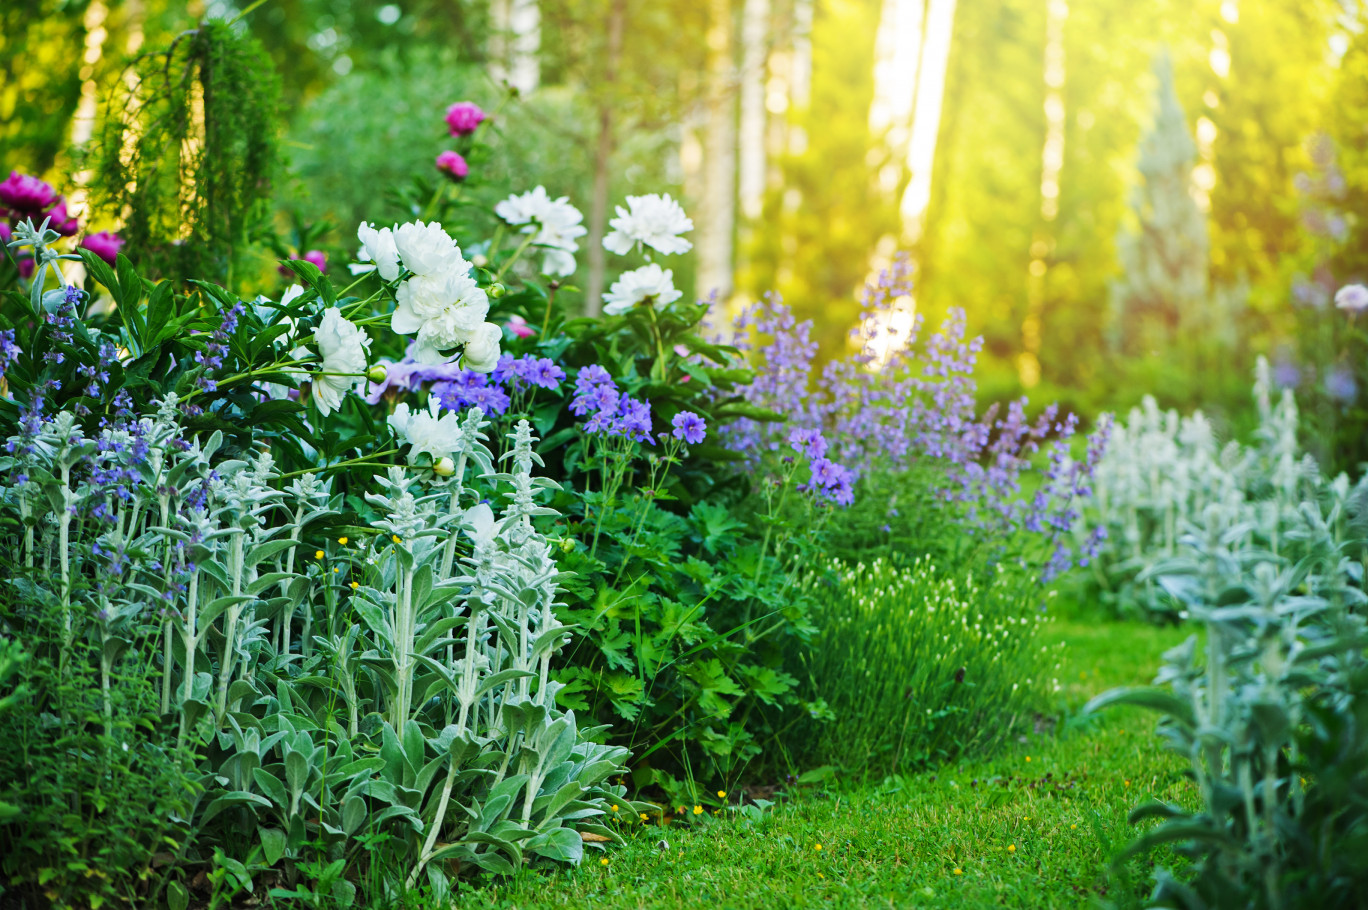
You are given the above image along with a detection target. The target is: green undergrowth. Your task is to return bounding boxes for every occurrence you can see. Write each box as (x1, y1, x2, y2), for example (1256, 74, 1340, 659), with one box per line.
(469, 616, 1196, 909)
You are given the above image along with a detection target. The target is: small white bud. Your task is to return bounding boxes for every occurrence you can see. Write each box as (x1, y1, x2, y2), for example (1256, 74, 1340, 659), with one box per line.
(433, 456, 456, 477)
(367, 364, 388, 384)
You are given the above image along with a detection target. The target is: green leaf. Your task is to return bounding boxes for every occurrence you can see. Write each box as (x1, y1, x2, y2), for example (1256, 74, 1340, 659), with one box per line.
(79, 249, 122, 308)
(342, 796, 367, 835)
(1128, 801, 1189, 824)
(145, 280, 176, 346)
(285, 749, 310, 796)
(114, 252, 144, 310)
(524, 826, 583, 864)
(199, 790, 273, 827)
(166, 880, 190, 910)
(281, 259, 335, 304)
(1083, 687, 1195, 727)
(259, 827, 287, 865)
(252, 767, 289, 810)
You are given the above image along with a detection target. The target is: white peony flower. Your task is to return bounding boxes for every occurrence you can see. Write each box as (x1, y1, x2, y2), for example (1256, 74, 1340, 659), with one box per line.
(357, 223, 401, 281)
(461, 322, 503, 373)
(393, 263, 490, 364)
(388, 398, 463, 464)
(602, 193, 694, 256)
(393, 220, 459, 277)
(602, 263, 684, 316)
(312, 307, 372, 417)
(494, 186, 587, 277)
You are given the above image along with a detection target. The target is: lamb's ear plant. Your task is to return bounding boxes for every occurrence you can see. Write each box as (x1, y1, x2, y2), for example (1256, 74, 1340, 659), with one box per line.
(1076, 356, 1319, 622)
(1086, 468, 1368, 909)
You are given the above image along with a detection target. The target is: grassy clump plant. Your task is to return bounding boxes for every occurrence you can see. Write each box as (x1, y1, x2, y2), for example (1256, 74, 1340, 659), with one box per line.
(785, 556, 1055, 778)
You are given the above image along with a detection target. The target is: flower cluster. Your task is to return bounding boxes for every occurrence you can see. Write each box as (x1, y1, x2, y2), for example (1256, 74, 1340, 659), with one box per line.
(570, 365, 653, 443)
(786, 428, 854, 505)
(494, 186, 586, 277)
(357, 220, 502, 368)
(1, 171, 124, 272)
(599, 193, 694, 317)
(193, 301, 246, 395)
(725, 257, 1105, 552)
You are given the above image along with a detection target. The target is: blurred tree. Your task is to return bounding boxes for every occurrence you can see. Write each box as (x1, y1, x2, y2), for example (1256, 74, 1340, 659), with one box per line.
(738, 0, 899, 355)
(1109, 51, 1208, 355)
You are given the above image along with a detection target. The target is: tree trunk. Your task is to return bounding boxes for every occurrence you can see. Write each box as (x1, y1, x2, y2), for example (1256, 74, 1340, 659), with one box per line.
(899, 0, 958, 241)
(737, 0, 770, 222)
(490, 0, 541, 95)
(696, 0, 738, 304)
(583, 0, 627, 317)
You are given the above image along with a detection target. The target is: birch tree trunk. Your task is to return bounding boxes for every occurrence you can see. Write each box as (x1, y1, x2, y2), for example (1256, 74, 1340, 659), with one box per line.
(899, 0, 958, 242)
(696, 0, 738, 304)
(737, 0, 770, 222)
(582, 0, 627, 317)
(489, 0, 541, 95)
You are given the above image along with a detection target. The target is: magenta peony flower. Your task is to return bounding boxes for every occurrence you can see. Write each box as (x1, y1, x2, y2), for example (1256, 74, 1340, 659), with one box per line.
(504, 315, 536, 339)
(444, 101, 487, 137)
(0, 222, 11, 244)
(435, 150, 469, 182)
(16, 255, 35, 279)
(0, 171, 57, 215)
(43, 198, 80, 236)
(80, 230, 124, 265)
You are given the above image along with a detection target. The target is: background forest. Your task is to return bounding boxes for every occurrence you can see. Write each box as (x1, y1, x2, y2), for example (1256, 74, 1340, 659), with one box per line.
(6, 0, 1365, 433)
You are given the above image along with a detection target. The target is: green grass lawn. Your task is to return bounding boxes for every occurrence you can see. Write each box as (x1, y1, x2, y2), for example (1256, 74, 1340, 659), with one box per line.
(474, 617, 1196, 909)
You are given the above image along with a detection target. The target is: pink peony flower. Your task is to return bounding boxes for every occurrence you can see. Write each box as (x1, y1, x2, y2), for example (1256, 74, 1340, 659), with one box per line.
(505, 315, 536, 338)
(1335, 283, 1368, 314)
(80, 230, 124, 265)
(0, 222, 11, 244)
(43, 198, 80, 236)
(0, 171, 57, 215)
(435, 150, 469, 182)
(444, 101, 487, 137)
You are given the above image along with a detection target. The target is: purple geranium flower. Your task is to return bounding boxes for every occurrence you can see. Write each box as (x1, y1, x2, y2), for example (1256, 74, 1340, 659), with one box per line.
(671, 411, 707, 445)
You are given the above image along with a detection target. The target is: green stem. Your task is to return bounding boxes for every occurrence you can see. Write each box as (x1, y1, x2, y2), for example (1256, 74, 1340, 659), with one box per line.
(277, 449, 401, 480)
(495, 232, 538, 284)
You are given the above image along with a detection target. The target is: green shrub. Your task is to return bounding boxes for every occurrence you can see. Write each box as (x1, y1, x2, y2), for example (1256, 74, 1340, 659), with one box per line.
(784, 556, 1054, 778)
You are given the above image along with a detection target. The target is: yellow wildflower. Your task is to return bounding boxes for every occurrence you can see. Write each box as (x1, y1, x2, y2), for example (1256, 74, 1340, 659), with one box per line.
(338, 536, 348, 545)
(315, 550, 324, 560)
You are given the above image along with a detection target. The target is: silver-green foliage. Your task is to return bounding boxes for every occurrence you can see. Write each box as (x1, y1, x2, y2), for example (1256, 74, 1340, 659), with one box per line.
(1079, 357, 1326, 621)
(1, 398, 632, 898)
(1087, 460, 1368, 908)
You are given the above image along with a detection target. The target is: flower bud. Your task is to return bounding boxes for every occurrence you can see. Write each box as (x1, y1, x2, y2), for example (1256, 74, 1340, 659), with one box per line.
(472, 253, 489, 268)
(487, 282, 506, 299)
(433, 456, 456, 477)
(560, 537, 576, 553)
(367, 364, 388, 384)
